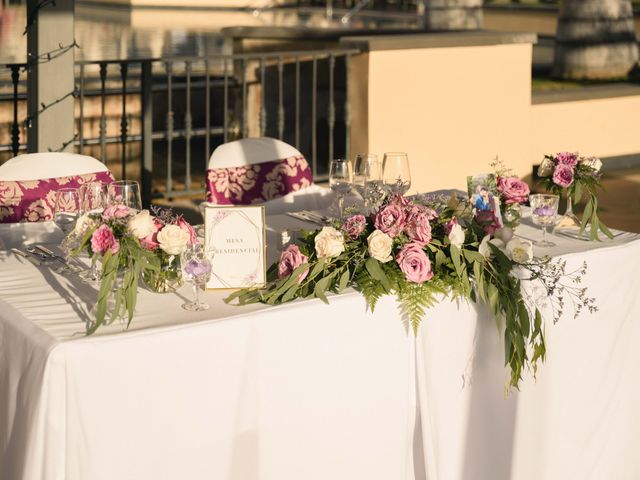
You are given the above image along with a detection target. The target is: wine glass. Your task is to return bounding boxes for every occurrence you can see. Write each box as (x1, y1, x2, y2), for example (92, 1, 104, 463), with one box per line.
(382, 152, 411, 195)
(82, 182, 108, 215)
(329, 158, 353, 220)
(107, 180, 141, 211)
(54, 188, 81, 236)
(180, 243, 213, 311)
(529, 194, 559, 247)
(354, 153, 383, 212)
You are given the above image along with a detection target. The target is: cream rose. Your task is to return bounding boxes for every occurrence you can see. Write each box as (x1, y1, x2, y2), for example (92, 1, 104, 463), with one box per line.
(478, 235, 505, 259)
(128, 209, 156, 239)
(537, 157, 555, 177)
(73, 213, 98, 236)
(505, 238, 533, 264)
(367, 229, 393, 263)
(157, 224, 190, 255)
(580, 156, 602, 173)
(314, 226, 345, 259)
(448, 223, 465, 248)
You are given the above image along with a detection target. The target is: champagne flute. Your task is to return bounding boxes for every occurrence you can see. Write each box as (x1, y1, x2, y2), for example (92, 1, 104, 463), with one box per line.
(180, 243, 213, 311)
(353, 153, 378, 199)
(54, 188, 81, 236)
(329, 158, 353, 221)
(382, 152, 411, 195)
(107, 180, 142, 211)
(529, 194, 559, 247)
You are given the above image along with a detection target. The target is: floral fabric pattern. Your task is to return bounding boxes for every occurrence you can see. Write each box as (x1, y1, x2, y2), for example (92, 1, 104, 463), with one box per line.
(206, 155, 313, 205)
(0, 171, 114, 223)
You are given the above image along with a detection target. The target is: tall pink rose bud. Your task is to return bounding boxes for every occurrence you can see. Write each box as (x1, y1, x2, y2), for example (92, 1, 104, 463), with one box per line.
(341, 214, 366, 239)
(444, 217, 458, 235)
(140, 218, 163, 251)
(497, 176, 530, 205)
(374, 203, 406, 238)
(396, 243, 433, 283)
(555, 151, 579, 167)
(405, 206, 432, 246)
(552, 164, 574, 188)
(176, 217, 198, 245)
(102, 204, 130, 220)
(278, 244, 309, 283)
(390, 194, 412, 208)
(91, 224, 120, 255)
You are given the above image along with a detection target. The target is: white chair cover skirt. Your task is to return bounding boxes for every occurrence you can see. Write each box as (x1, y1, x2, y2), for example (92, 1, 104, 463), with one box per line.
(208, 137, 303, 169)
(0, 152, 110, 181)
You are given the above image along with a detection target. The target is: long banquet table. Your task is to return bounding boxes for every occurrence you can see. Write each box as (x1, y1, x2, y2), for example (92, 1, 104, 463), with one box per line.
(1, 216, 639, 480)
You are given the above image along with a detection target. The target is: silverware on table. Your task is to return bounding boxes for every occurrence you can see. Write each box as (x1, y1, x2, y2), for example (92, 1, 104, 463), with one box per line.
(25, 246, 52, 261)
(11, 248, 43, 266)
(34, 245, 69, 265)
(286, 212, 325, 226)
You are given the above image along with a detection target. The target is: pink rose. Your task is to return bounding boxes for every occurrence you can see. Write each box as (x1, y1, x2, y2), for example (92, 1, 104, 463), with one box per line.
(497, 176, 530, 205)
(278, 244, 309, 283)
(374, 203, 406, 238)
(176, 217, 198, 245)
(102, 204, 131, 220)
(475, 210, 502, 235)
(341, 214, 366, 239)
(396, 243, 433, 283)
(389, 194, 412, 208)
(555, 151, 579, 167)
(444, 217, 458, 235)
(552, 164, 574, 188)
(91, 224, 120, 255)
(405, 206, 432, 246)
(140, 218, 163, 251)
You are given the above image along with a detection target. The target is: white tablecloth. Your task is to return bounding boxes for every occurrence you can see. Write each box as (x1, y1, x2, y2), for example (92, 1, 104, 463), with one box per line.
(1, 218, 639, 480)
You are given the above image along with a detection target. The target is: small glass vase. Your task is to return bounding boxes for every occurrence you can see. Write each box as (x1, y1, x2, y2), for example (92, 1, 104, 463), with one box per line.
(554, 192, 581, 232)
(143, 255, 184, 293)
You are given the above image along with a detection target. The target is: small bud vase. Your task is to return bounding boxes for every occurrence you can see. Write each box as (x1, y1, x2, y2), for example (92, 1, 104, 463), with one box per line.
(143, 255, 184, 293)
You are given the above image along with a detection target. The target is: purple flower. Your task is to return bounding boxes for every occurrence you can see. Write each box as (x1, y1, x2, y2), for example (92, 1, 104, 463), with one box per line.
(184, 259, 212, 277)
(552, 164, 574, 188)
(405, 206, 432, 246)
(497, 176, 530, 205)
(533, 205, 556, 217)
(475, 210, 502, 235)
(555, 152, 579, 167)
(374, 203, 406, 238)
(278, 244, 309, 283)
(396, 243, 433, 284)
(91, 224, 120, 255)
(341, 214, 366, 239)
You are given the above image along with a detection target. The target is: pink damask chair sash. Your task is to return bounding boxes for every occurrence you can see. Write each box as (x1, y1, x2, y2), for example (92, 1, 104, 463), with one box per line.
(0, 171, 114, 223)
(206, 155, 313, 205)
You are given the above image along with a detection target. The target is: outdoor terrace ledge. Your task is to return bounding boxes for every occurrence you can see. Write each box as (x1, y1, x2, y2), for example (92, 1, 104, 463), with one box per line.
(339, 31, 538, 52)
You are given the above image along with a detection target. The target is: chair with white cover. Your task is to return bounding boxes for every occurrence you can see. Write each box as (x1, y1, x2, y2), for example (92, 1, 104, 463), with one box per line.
(0, 152, 113, 223)
(204, 137, 332, 215)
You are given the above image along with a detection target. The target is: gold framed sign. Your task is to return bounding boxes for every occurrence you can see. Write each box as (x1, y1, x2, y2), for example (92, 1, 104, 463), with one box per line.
(204, 205, 266, 290)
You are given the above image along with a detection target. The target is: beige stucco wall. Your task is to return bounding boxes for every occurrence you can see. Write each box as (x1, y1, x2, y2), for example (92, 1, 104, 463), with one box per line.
(352, 42, 534, 193)
(531, 96, 640, 161)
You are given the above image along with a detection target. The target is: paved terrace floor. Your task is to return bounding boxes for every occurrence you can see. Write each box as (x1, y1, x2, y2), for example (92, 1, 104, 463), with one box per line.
(156, 167, 640, 234)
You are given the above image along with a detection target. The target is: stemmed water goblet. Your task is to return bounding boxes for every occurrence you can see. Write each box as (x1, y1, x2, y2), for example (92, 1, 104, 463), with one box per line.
(180, 243, 213, 311)
(329, 158, 353, 221)
(529, 194, 559, 247)
(107, 180, 142, 211)
(353, 153, 382, 212)
(382, 152, 411, 196)
(54, 188, 81, 273)
(80, 182, 108, 283)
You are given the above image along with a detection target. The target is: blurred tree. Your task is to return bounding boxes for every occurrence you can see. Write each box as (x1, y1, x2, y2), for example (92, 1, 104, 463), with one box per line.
(553, 0, 639, 79)
(422, 0, 483, 30)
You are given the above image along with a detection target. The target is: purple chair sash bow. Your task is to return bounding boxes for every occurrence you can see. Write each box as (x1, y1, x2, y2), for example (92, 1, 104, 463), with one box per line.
(0, 171, 114, 223)
(206, 155, 313, 205)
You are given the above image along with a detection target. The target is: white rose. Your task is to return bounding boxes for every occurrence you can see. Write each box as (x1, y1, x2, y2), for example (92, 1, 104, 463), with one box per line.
(367, 229, 393, 263)
(478, 235, 506, 259)
(314, 226, 345, 259)
(537, 157, 555, 177)
(157, 224, 190, 255)
(580, 156, 602, 173)
(73, 213, 98, 236)
(505, 238, 533, 264)
(128, 209, 155, 239)
(448, 223, 465, 248)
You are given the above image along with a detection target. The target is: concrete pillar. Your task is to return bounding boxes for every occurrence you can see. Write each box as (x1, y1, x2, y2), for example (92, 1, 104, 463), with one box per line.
(26, 0, 76, 153)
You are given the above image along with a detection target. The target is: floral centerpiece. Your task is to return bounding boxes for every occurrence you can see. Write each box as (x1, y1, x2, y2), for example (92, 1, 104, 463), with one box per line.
(538, 152, 612, 240)
(490, 157, 530, 228)
(69, 206, 197, 333)
(227, 193, 596, 391)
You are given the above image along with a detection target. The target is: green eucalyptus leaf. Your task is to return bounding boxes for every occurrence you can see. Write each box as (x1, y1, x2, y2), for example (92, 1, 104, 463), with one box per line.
(365, 258, 392, 292)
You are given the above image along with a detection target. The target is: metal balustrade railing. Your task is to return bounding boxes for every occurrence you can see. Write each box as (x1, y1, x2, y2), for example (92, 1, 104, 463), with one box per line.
(1, 48, 358, 205)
